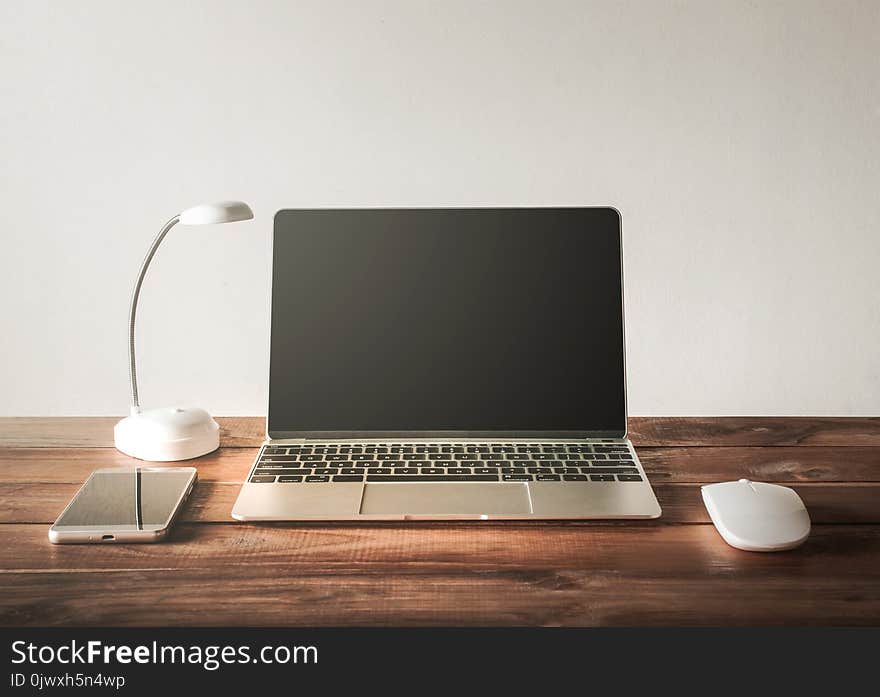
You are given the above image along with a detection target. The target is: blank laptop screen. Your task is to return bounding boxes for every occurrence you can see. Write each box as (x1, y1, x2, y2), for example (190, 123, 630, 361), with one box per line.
(269, 208, 626, 436)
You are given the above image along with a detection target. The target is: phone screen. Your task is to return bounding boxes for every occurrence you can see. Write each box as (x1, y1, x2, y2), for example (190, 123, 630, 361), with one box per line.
(55, 468, 195, 531)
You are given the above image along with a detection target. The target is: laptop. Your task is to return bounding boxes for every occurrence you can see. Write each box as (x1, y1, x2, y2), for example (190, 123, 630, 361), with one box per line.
(232, 207, 661, 520)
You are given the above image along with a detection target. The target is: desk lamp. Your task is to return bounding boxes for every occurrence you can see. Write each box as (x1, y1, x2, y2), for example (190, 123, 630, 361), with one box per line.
(114, 201, 254, 461)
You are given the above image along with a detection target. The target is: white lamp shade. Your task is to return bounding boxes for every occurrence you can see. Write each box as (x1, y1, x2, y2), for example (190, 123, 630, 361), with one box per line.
(179, 200, 254, 226)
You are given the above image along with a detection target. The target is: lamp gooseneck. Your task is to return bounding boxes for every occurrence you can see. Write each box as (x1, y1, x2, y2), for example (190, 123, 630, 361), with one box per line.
(115, 201, 252, 462)
(127, 214, 180, 414)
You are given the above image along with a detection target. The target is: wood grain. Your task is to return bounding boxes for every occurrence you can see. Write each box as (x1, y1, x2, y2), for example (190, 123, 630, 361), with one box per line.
(1, 524, 878, 626)
(2, 481, 879, 526)
(639, 446, 880, 482)
(2, 446, 877, 485)
(3, 416, 880, 448)
(0, 447, 255, 483)
(0, 417, 264, 448)
(627, 416, 880, 447)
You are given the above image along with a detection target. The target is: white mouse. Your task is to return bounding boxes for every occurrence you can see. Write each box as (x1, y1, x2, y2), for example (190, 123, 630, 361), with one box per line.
(701, 479, 810, 552)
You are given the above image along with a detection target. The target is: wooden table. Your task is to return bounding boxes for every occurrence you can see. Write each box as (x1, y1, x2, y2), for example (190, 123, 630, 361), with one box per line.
(1, 417, 878, 626)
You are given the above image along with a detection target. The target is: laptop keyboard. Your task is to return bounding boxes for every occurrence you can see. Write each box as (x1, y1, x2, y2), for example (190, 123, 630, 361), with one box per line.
(248, 443, 644, 484)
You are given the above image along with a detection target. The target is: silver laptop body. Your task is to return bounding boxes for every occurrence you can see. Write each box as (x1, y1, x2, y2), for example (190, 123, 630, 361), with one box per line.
(233, 208, 661, 521)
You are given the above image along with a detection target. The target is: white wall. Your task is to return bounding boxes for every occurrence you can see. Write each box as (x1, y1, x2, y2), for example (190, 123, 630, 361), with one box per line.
(1, 0, 878, 417)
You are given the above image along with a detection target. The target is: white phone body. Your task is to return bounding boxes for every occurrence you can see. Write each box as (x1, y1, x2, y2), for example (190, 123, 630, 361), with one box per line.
(48, 467, 197, 544)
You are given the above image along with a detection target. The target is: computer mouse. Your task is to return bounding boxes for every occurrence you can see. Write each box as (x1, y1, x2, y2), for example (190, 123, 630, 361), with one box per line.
(701, 479, 810, 552)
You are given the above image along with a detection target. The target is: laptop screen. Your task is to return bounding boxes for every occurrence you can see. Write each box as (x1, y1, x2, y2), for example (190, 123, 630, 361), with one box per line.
(268, 208, 626, 437)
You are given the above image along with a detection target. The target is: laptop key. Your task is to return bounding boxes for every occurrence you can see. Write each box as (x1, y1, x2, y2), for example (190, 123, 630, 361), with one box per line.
(305, 475, 330, 482)
(590, 474, 616, 482)
(326, 454, 349, 461)
(474, 468, 496, 475)
(420, 468, 446, 475)
(249, 475, 276, 483)
(563, 474, 588, 482)
(367, 468, 392, 474)
(366, 475, 499, 482)
(503, 474, 533, 482)
(617, 474, 644, 482)
(301, 455, 322, 462)
(340, 468, 361, 475)
(393, 468, 420, 475)
(447, 468, 473, 475)
(554, 467, 580, 474)
(533, 453, 557, 460)
(502, 467, 525, 474)
(313, 468, 339, 475)
(333, 475, 364, 482)
(588, 467, 639, 475)
(536, 474, 561, 481)
(278, 475, 304, 483)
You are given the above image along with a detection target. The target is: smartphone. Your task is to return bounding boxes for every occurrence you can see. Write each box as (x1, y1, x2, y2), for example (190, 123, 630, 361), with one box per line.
(48, 467, 197, 544)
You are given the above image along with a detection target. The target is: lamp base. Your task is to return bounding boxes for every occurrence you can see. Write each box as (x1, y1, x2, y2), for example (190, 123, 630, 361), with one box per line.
(114, 407, 220, 462)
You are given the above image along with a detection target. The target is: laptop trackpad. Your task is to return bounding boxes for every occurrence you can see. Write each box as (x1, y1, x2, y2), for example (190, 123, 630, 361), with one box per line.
(360, 483, 531, 516)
